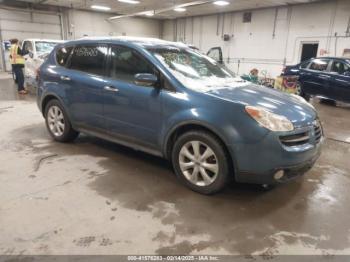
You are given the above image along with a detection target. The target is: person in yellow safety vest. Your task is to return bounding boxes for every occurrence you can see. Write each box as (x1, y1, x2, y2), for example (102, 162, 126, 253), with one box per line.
(9, 38, 27, 94)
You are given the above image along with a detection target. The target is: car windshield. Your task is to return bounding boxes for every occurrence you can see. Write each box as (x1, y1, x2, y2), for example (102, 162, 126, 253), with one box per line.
(35, 41, 59, 53)
(149, 47, 247, 92)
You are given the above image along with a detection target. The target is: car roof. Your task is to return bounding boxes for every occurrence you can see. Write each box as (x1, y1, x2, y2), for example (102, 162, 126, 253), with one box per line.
(23, 39, 65, 43)
(64, 36, 189, 49)
(313, 56, 350, 60)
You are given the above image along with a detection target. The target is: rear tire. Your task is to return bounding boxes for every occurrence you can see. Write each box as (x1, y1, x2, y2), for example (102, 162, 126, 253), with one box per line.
(320, 98, 336, 106)
(172, 130, 230, 195)
(44, 99, 79, 142)
(296, 81, 310, 101)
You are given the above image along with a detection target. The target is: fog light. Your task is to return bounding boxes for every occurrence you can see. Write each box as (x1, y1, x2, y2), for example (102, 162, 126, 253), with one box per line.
(274, 170, 285, 180)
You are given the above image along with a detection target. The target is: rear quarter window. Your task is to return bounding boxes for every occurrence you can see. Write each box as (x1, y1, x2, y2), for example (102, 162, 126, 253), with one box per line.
(56, 46, 73, 67)
(68, 45, 107, 76)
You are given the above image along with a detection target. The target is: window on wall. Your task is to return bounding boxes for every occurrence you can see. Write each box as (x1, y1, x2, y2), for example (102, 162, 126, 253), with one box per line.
(243, 12, 252, 23)
(309, 59, 329, 72)
(69, 45, 107, 76)
(56, 46, 73, 67)
(109, 45, 155, 83)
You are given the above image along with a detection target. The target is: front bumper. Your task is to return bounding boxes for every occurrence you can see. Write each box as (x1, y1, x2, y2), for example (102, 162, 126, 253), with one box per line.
(235, 146, 321, 184)
(230, 123, 323, 185)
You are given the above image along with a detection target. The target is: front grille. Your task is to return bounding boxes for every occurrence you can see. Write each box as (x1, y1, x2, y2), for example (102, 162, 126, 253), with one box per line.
(280, 119, 323, 147)
(280, 132, 310, 146)
(314, 121, 322, 144)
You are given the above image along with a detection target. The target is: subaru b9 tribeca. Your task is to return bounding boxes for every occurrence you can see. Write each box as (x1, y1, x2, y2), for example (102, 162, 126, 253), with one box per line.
(37, 37, 323, 194)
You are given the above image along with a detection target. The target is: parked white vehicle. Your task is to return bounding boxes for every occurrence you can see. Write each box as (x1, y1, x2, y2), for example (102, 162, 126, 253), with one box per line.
(22, 39, 64, 84)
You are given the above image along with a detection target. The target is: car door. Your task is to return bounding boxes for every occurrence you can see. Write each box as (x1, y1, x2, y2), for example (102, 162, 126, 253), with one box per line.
(61, 44, 108, 130)
(300, 58, 331, 96)
(328, 59, 350, 103)
(207, 47, 223, 64)
(22, 40, 35, 78)
(103, 45, 162, 149)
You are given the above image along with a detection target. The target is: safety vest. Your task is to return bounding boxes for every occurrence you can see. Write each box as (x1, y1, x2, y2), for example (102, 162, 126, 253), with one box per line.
(10, 44, 25, 65)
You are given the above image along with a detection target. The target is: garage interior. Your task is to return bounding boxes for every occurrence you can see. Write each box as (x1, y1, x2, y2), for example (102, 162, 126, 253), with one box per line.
(0, 0, 350, 258)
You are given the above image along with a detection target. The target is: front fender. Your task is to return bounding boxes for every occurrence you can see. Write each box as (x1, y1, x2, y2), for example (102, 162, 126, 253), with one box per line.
(160, 107, 243, 163)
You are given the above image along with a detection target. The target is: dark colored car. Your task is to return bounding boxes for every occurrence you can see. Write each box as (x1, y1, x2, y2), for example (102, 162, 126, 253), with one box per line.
(282, 57, 350, 103)
(37, 37, 323, 194)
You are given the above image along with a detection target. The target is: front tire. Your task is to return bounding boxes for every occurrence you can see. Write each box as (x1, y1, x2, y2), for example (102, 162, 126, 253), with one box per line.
(44, 100, 79, 142)
(172, 131, 230, 195)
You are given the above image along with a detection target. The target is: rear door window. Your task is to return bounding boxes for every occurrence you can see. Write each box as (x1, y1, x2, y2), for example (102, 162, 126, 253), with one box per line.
(108, 45, 156, 83)
(23, 41, 33, 53)
(309, 59, 330, 72)
(56, 46, 73, 67)
(68, 44, 108, 76)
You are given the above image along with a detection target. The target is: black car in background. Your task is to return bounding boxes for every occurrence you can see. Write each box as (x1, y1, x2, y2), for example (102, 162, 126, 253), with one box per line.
(282, 57, 350, 103)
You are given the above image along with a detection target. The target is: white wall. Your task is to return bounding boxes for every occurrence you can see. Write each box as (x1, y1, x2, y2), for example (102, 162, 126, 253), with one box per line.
(65, 9, 161, 40)
(162, 0, 350, 78)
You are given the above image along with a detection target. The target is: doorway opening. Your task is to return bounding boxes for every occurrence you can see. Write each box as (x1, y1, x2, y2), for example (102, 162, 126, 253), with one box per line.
(300, 43, 319, 62)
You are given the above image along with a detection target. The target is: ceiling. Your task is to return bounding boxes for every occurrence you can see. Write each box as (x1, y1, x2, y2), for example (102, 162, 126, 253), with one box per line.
(9, 0, 323, 19)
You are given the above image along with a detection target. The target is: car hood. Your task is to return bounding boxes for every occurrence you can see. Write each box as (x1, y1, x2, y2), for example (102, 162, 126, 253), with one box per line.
(205, 83, 317, 127)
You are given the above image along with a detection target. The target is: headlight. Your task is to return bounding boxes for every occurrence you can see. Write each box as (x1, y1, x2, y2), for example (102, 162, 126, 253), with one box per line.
(245, 106, 294, 132)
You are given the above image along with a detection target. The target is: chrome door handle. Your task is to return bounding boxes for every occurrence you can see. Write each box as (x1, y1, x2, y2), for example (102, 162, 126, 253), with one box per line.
(104, 86, 119, 92)
(319, 75, 331, 79)
(60, 76, 71, 81)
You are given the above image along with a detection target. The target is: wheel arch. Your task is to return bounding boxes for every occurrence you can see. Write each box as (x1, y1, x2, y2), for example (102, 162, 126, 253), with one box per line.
(40, 93, 77, 128)
(41, 94, 68, 117)
(163, 122, 236, 177)
(41, 94, 58, 116)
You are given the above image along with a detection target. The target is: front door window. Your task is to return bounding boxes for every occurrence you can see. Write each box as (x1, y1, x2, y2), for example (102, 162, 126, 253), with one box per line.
(109, 45, 155, 84)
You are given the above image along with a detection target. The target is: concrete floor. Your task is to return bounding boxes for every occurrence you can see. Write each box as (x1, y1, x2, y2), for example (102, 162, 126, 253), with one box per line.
(0, 73, 350, 256)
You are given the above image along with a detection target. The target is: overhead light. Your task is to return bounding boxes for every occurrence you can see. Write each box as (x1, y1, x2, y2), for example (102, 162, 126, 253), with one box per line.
(91, 5, 111, 11)
(118, 0, 140, 4)
(214, 1, 230, 6)
(145, 12, 155, 17)
(174, 7, 186, 12)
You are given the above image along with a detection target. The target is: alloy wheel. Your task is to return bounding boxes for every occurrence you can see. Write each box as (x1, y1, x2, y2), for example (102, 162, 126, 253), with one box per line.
(178, 141, 219, 187)
(47, 106, 65, 137)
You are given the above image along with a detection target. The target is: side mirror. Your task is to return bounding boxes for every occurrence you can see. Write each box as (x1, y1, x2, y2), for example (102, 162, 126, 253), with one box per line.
(29, 52, 34, 59)
(134, 73, 158, 87)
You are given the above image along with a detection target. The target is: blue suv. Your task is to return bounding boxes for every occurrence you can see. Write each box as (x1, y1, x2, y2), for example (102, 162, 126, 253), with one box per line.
(37, 37, 323, 194)
(282, 57, 350, 102)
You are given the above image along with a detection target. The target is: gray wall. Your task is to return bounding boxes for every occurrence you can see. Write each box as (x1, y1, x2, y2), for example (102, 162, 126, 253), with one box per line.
(0, 7, 162, 71)
(0, 7, 63, 71)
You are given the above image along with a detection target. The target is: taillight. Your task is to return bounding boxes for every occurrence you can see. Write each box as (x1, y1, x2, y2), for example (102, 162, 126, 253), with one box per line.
(282, 66, 286, 74)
